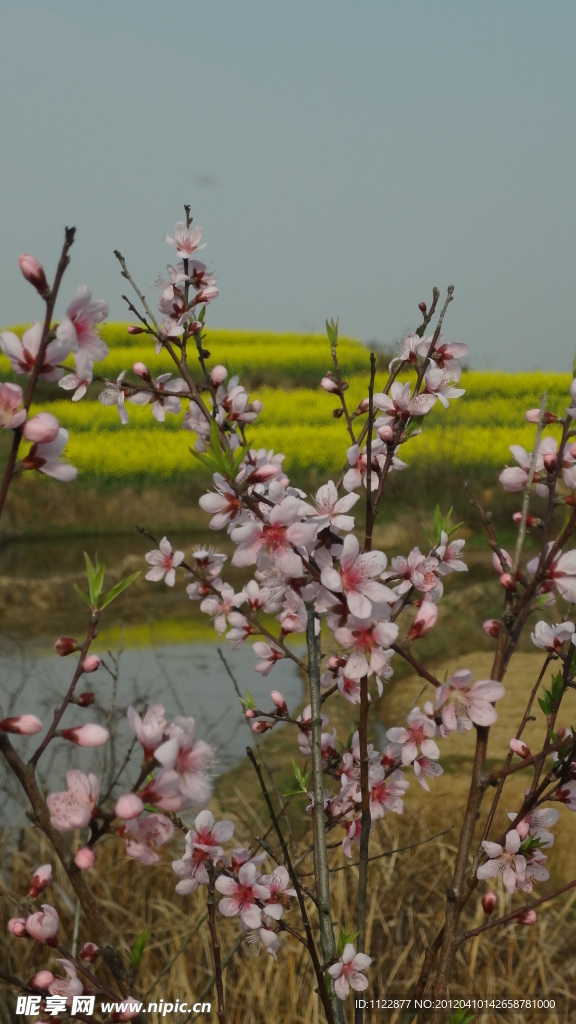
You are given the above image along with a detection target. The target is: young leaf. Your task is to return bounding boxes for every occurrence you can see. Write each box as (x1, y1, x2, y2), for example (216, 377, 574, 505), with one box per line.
(100, 572, 141, 611)
(128, 928, 149, 968)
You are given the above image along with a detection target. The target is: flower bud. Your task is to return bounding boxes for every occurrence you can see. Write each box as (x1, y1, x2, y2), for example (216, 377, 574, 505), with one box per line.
(499, 572, 516, 592)
(8, 918, 28, 937)
(115, 793, 144, 820)
(245, 709, 255, 719)
(525, 408, 557, 424)
(23, 413, 60, 444)
(80, 941, 99, 962)
(251, 721, 271, 733)
(76, 691, 95, 707)
(75, 847, 96, 870)
(271, 691, 288, 715)
(509, 738, 531, 759)
(418, 301, 427, 314)
(19, 254, 50, 298)
(133, 361, 151, 380)
(512, 512, 541, 528)
(515, 819, 530, 840)
(29, 864, 52, 898)
(188, 320, 203, 336)
(515, 909, 537, 926)
(29, 970, 54, 989)
(481, 892, 498, 916)
(210, 364, 228, 387)
(61, 724, 109, 747)
(127, 325, 144, 334)
(81, 655, 101, 673)
(320, 376, 341, 394)
(54, 636, 78, 656)
(482, 619, 501, 638)
(0, 714, 43, 735)
(25, 905, 59, 946)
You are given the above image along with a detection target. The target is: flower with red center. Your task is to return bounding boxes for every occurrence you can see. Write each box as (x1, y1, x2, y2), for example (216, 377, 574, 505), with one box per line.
(328, 943, 372, 1000)
(145, 537, 184, 587)
(120, 813, 174, 865)
(386, 706, 440, 765)
(334, 615, 399, 679)
(46, 770, 100, 831)
(0, 382, 26, 429)
(215, 861, 263, 929)
(477, 829, 526, 894)
(165, 222, 206, 258)
(435, 669, 505, 734)
(321, 535, 394, 619)
(25, 905, 59, 946)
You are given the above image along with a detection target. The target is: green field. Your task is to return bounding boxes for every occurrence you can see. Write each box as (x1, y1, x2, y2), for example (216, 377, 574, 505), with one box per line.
(1, 324, 572, 490)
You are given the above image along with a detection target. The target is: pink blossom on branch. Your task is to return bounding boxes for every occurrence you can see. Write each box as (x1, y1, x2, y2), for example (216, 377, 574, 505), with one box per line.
(0, 382, 26, 429)
(145, 537, 184, 586)
(46, 770, 100, 831)
(28, 864, 52, 898)
(0, 323, 69, 381)
(435, 670, 505, 734)
(20, 427, 77, 481)
(320, 534, 394, 619)
(327, 943, 372, 1001)
(477, 829, 526, 894)
(0, 714, 43, 735)
(19, 253, 50, 297)
(25, 905, 59, 946)
(55, 286, 109, 373)
(61, 723, 109, 747)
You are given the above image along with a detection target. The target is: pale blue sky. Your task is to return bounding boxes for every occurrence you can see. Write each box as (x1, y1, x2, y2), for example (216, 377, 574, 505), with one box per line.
(2, 0, 575, 371)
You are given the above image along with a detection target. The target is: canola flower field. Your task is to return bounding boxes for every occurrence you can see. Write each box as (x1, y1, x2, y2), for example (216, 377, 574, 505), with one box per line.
(0, 324, 571, 487)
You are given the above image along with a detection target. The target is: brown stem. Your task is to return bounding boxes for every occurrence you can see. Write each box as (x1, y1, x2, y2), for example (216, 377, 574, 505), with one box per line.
(206, 866, 226, 1024)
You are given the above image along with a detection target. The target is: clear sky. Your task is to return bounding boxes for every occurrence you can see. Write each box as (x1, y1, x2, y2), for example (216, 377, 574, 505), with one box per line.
(2, 0, 575, 371)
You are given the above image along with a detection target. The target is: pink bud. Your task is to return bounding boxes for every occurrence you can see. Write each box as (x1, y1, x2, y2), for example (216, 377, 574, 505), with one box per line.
(115, 793, 144, 820)
(509, 738, 531, 759)
(29, 864, 52, 898)
(25, 905, 59, 946)
(525, 408, 557, 424)
(61, 724, 109, 747)
(81, 655, 101, 673)
(515, 819, 530, 840)
(482, 619, 501, 638)
(481, 892, 498, 916)
(499, 572, 516, 592)
(0, 714, 43, 735)
(512, 512, 541, 528)
(515, 909, 537, 926)
(29, 970, 54, 989)
(23, 413, 60, 444)
(251, 721, 271, 733)
(245, 709, 255, 719)
(80, 941, 99, 962)
(127, 324, 144, 334)
(8, 918, 28, 937)
(354, 398, 370, 415)
(271, 691, 288, 715)
(377, 424, 395, 442)
(543, 453, 557, 473)
(54, 636, 78, 656)
(133, 361, 150, 379)
(76, 691, 95, 707)
(19, 254, 50, 297)
(407, 600, 438, 640)
(210, 364, 228, 386)
(320, 376, 341, 394)
(75, 847, 96, 870)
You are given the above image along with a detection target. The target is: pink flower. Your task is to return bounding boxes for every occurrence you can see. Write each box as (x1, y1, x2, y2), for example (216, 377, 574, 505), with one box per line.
(215, 861, 263, 929)
(145, 537, 184, 586)
(373, 381, 437, 421)
(435, 670, 505, 734)
(423, 366, 465, 407)
(435, 532, 468, 575)
(528, 546, 576, 603)
(253, 866, 296, 920)
(25, 905, 59, 946)
(334, 616, 398, 680)
(56, 286, 109, 373)
(253, 641, 285, 675)
(305, 481, 360, 532)
(0, 714, 42, 735)
(29, 864, 52, 898)
(127, 704, 166, 758)
(386, 707, 439, 765)
(120, 813, 174, 865)
(231, 496, 317, 577)
(98, 371, 129, 424)
(48, 959, 83, 1001)
(149, 716, 214, 809)
(477, 829, 526, 894)
(19, 253, 50, 297)
(58, 367, 93, 401)
(165, 222, 206, 258)
(327, 943, 372, 1001)
(21, 427, 77, 481)
(0, 382, 26, 429)
(0, 323, 69, 381)
(172, 809, 234, 894)
(61, 723, 109, 747)
(531, 620, 574, 652)
(47, 770, 100, 831)
(385, 547, 439, 594)
(507, 807, 559, 848)
(320, 535, 393, 618)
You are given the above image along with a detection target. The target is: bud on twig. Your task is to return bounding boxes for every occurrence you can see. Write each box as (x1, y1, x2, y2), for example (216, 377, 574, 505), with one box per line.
(19, 254, 50, 299)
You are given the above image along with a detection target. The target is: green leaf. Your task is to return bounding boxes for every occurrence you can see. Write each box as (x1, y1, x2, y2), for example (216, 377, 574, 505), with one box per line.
(100, 571, 141, 611)
(74, 584, 92, 608)
(128, 928, 149, 968)
(550, 671, 564, 703)
(325, 317, 339, 351)
(240, 691, 256, 711)
(538, 689, 552, 715)
(336, 928, 359, 955)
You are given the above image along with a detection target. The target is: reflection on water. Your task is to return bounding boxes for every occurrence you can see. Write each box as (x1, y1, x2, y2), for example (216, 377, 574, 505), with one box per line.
(0, 531, 305, 820)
